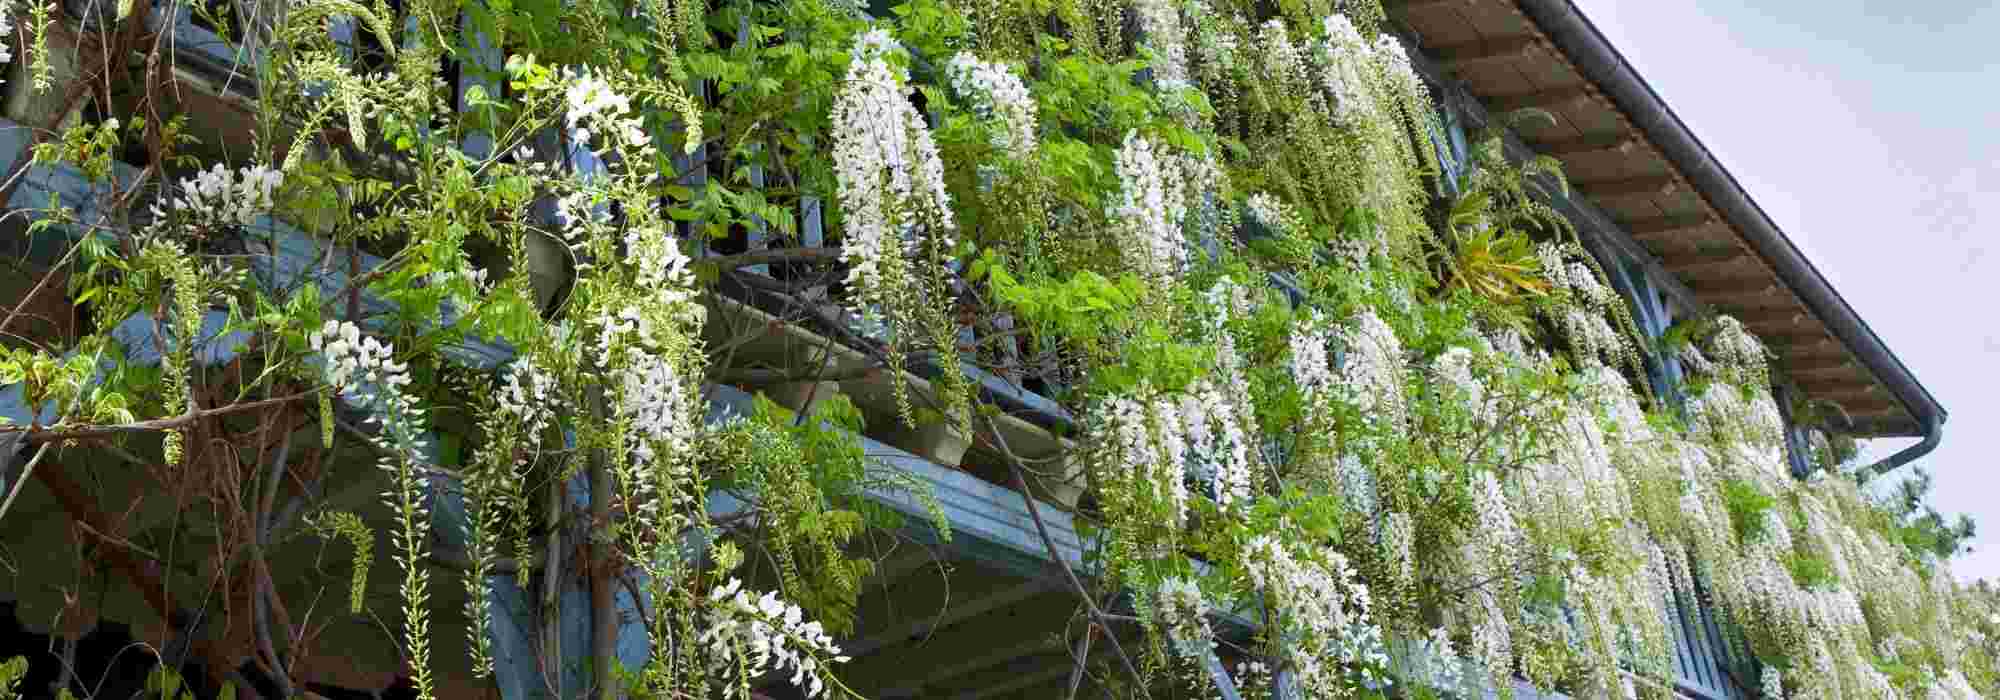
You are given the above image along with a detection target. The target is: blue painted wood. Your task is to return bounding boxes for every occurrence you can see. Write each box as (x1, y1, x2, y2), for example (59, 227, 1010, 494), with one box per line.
(457, 12, 503, 160)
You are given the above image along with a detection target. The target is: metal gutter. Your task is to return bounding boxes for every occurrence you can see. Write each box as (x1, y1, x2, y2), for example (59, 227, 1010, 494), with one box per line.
(1513, 0, 1947, 443)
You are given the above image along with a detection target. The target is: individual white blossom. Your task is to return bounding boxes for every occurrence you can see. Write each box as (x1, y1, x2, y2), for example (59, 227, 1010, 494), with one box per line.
(947, 52, 1038, 153)
(701, 578, 849, 698)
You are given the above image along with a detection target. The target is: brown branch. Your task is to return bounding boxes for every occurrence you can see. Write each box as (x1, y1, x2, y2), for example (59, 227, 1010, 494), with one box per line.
(7, 391, 316, 443)
(983, 415, 1151, 700)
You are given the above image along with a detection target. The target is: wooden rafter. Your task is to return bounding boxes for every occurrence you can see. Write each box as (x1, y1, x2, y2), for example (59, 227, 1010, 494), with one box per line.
(1433, 36, 1546, 71)
(1486, 86, 1596, 113)
(1536, 132, 1639, 157)
(1661, 248, 1749, 276)
(1576, 175, 1678, 200)
(1623, 215, 1714, 243)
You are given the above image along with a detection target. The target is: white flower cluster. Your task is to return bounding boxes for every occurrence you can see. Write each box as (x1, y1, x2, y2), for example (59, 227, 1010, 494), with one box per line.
(701, 578, 849, 698)
(1244, 192, 1306, 240)
(565, 70, 651, 154)
(617, 349, 700, 467)
(1288, 315, 1337, 403)
(311, 320, 411, 405)
(1380, 509, 1414, 582)
(1112, 132, 1189, 280)
(1315, 15, 1375, 125)
(1708, 315, 1769, 381)
(0, 0, 15, 66)
(1560, 307, 1624, 365)
(1243, 535, 1391, 692)
(1100, 392, 1193, 527)
(624, 220, 696, 301)
(497, 359, 558, 438)
(1155, 577, 1214, 658)
(945, 52, 1039, 154)
(832, 29, 956, 316)
(1431, 346, 1492, 425)
(1179, 382, 1255, 508)
(163, 163, 284, 228)
(1337, 311, 1407, 428)
(1410, 626, 1467, 694)
(1134, 0, 1189, 84)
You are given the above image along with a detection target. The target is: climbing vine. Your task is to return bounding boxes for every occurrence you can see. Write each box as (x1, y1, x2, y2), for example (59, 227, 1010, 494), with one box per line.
(0, 0, 1989, 697)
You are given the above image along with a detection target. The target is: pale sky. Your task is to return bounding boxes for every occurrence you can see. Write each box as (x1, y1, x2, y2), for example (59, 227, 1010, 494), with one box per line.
(1569, 0, 2000, 581)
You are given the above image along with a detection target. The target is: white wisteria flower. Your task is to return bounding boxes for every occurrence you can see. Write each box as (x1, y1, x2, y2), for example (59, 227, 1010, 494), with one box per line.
(163, 163, 284, 228)
(1155, 577, 1214, 657)
(701, 578, 849, 698)
(946, 52, 1038, 153)
(1111, 131, 1189, 280)
(832, 29, 957, 320)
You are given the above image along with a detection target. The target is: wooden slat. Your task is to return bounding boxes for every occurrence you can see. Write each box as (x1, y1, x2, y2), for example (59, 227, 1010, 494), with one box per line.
(1699, 278, 1780, 298)
(1661, 248, 1748, 276)
(1624, 215, 1714, 242)
(1729, 308, 1808, 330)
(1486, 86, 1595, 113)
(1535, 132, 1638, 157)
(1394, 0, 1476, 11)
(1434, 36, 1545, 71)
(1783, 355, 1852, 374)
(1576, 175, 1678, 200)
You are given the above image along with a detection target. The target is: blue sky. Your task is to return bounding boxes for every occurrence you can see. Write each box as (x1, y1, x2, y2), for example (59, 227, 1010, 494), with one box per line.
(1569, 0, 2000, 581)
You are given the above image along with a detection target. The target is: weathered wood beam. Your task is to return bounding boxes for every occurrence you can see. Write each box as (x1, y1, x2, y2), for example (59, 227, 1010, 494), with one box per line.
(1729, 308, 1810, 330)
(1661, 247, 1749, 276)
(1764, 333, 1840, 355)
(1433, 36, 1546, 71)
(1486, 86, 1596, 114)
(1576, 175, 1679, 200)
(1700, 278, 1781, 299)
(1394, 0, 1476, 11)
(1535, 133, 1639, 157)
(1623, 215, 1715, 243)
(950, 663, 1076, 700)
(1782, 355, 1853, 375)
(877, 638, 1060, 699)
(840, 579, 1050, 659)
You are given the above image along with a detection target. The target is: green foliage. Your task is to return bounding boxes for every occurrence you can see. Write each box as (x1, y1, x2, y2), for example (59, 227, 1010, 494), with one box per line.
(1722, 478, 1776, 545)
(0, 657, 25, 700)
(307, 510, 376, 614)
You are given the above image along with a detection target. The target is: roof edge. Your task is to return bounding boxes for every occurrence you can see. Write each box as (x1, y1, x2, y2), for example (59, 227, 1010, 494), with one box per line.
(1512, 0, 1946, 437)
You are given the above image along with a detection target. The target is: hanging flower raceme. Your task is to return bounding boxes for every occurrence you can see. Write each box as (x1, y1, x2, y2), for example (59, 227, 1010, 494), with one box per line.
(565, 69, 652, 158)
(309, 320, 436, 700)
(701, 578, 850, 699)
(1155, 577, 1215, 658)
(1314, 14, 1375, 126)
(1112, 131, 1189, 281)
(1096, 390, 1193, 530)
(158, 162, 284, 229)
(832, 29, 957, 322)
(1179, 381, 1256, 509)
(946, 52, 1038, 154)
(1242, 535, 1392, 692)
(1336, 311, 1407, 430)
